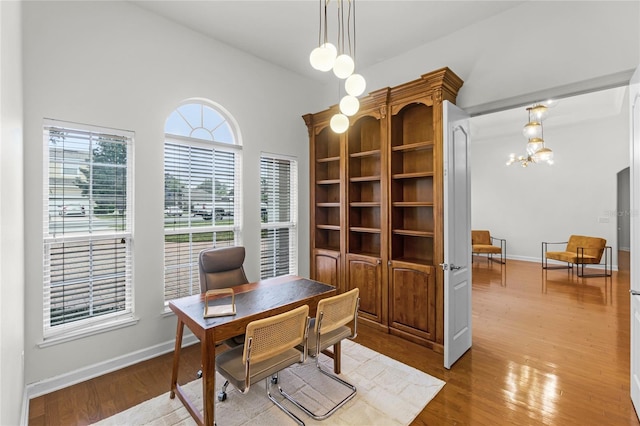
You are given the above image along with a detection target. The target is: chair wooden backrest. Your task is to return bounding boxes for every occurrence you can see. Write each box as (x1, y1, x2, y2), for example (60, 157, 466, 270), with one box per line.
(566, 235, 606, 262)
(314, 288, 359, 336)
(243, 305, 309, 365)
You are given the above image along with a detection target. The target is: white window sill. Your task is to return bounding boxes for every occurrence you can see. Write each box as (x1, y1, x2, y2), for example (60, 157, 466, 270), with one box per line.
(38, 315, 139, 348)
(162, 305, 175, 317)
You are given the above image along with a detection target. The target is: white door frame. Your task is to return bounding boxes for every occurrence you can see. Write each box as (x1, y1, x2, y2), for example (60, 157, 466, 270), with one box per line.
(629, 65, 640, 419)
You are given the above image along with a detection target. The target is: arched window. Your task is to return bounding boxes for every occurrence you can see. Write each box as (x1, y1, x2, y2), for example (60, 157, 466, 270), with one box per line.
(163, 100, 242, 303)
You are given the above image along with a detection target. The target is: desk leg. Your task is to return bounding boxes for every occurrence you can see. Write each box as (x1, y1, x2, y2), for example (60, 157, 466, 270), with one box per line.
(334, 342, 342, 374)
(202, 332, 217, 426)
(170, 319, 184, 399)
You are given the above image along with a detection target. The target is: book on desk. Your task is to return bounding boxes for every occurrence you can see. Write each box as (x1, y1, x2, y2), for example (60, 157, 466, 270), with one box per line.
(203, 288, 236, 318)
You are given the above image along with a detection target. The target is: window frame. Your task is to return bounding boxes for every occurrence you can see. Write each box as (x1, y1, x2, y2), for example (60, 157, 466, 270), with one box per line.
(260, 152, 298, 280)
(163, 101, 243, 306)
(41, 119, 136, 345)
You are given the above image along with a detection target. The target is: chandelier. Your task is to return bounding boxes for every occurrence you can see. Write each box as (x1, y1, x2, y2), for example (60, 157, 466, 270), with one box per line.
(507, 104, 554, 167)
(309, 0, 366, 134)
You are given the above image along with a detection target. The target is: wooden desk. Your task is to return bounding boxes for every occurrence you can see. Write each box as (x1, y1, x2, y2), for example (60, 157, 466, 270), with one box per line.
(169, 275, 336, 426)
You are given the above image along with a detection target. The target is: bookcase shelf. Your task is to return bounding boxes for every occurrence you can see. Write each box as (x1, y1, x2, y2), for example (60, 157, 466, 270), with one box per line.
(391, 141, 434, 152)
(392, 172, 434, 180)
(350, 149, 381, 158)
(317, 156, 340, 163)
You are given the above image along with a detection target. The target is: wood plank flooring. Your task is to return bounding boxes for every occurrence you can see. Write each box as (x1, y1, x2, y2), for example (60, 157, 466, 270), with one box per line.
(29, 255, 639, 425)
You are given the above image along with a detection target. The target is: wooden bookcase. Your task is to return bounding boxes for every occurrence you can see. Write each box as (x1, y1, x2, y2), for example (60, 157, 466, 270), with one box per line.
(303, 67, 463, 351)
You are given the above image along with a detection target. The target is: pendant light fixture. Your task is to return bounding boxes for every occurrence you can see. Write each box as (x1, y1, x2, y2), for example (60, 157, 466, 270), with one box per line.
(507, 104, 554, 167)
(309, 0, 366, 133)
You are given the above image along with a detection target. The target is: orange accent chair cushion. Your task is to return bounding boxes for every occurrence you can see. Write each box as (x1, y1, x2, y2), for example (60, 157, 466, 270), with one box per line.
(545, 235, 606, 265)
(472, 230, 502, 254)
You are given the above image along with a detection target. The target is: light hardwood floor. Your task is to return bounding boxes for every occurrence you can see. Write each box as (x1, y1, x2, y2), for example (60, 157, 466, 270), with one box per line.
(29, 254, 639, 425)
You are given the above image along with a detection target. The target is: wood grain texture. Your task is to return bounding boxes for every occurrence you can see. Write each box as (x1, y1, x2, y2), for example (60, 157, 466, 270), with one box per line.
(29, 255, 639, 425)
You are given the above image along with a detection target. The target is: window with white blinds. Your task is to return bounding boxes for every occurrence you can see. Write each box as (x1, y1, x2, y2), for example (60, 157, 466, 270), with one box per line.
(260, 154, 298, 279)
(164, 101, 242, 303)
(43, 120, 133, 339)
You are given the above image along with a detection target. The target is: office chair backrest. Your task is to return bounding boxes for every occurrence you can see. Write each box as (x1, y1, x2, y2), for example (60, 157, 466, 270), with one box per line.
(199, 246, 249, 293)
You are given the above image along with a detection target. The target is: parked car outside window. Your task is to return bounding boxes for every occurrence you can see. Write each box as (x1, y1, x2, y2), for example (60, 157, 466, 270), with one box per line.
(164, 205, 183, 216)
(59, 204, 86, 216)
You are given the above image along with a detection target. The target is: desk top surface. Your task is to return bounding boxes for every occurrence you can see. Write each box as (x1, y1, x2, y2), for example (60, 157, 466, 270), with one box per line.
(169, 275, 335, 330)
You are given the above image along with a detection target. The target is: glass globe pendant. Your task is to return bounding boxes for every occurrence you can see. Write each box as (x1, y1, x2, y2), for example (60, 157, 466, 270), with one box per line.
(330, 113, 349, 133)
(530, 104, 548, 122)
(526, 138, 544, 155)
(339, 95, 360, 116)
(534, 147, 553, 163)
(523, 121, 542, 139)
(333, 54, 355, 79)
(309, 43, 337, 72)
(345, 74, 366, 96)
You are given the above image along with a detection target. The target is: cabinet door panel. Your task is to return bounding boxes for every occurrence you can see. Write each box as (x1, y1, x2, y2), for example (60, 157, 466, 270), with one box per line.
(313, 249, 341, 290)
(389, 262, 435, 341)
(347, 254, 381, 322)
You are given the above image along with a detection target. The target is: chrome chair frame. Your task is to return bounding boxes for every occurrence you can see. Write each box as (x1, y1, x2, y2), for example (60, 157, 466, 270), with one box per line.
(216, 305, 310, 426)
(283, 290, 360, 421)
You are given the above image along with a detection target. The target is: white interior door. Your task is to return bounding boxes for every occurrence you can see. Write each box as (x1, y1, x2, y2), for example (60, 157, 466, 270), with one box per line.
(443, 100, 472, 369)
(630, 65, 640, 419)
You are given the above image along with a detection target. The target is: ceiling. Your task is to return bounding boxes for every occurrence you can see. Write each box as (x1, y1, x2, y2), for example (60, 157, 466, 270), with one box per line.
(130, 1, 628, 133)
(130, 0, 523, 82)
(471, 85, 627, 141)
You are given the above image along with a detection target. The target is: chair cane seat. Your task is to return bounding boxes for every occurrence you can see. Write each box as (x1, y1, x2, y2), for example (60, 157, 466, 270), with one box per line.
(305, 318, 352, 354)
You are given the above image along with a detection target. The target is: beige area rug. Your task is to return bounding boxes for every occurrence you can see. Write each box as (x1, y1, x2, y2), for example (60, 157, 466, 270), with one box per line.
(95, 340, 444, 426)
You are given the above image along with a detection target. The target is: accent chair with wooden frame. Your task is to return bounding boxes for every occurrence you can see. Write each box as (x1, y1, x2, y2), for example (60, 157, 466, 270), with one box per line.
(471, 230, 506, 265)
(215, 304, 310, 426)
(542, 235, 612, 278)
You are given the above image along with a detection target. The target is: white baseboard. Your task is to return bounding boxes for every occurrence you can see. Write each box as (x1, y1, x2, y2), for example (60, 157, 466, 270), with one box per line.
(21, 333, 198, 424)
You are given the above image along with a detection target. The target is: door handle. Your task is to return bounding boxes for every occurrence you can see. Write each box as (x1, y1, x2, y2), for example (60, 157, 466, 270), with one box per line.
(631, 289, 640, 296)
(439, 263, 462, 271)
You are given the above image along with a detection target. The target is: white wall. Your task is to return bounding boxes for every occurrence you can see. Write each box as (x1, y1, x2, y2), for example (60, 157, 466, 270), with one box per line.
(470, 92, 629, 267)
(0, 1, 25, 424)
(22, 1, 320, 387)
(318, 1, 639, 113)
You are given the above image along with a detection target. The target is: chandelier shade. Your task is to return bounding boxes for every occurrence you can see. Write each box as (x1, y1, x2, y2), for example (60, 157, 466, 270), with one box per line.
(345, 73, 366, 96)
(330, 113, 349, 133)
(309, 43, 337, 71)
(523, 121, 542, 139)
(534, 147, 553, 163)
(530, 104, 549, 121)
(526, 138, 544, 155)
(333, 54, 355, 79)
(339, 95, 360, 116)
